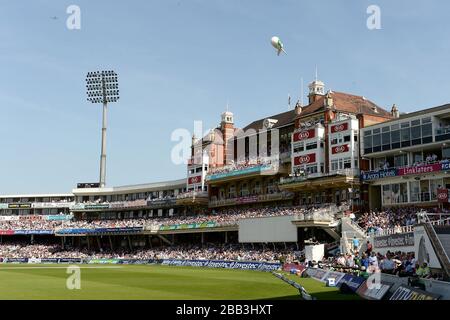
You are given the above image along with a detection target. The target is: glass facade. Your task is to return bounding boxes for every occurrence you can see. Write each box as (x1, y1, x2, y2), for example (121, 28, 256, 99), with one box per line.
(381, 178, 443, 205)
(364, 117, 433, 154)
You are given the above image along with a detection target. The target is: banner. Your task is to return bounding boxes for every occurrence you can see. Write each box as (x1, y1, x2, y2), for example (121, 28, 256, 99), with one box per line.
(86, 227, 143, 234)
(305, 268, 318, 278)
(188, 176, 202, 185)
(389, 285, 440, 300)
(293, 129, 315, 142)
(84, 204, 110, 210)
(147, 198, 177, 207)
(294, 154, 316, 166)
(58, 258, 83, 263)
(160, 259, 281, 271)
(324, 271, 346, 284)
(88, 259, 121, 264)
(123, 199, 147, 208)
(45, 215, 73, 221)
(0, 215, 19, 221)
(306, 268, 329, 282)
(57, 228, 90, 234)
(0, 230, 14, 235)
(13, 230, 54, 235)
(398, 163, 441, 176)
(283, 263, 304, 273)
(18, 215, 43, 221)
(4, 258, 28, 263)
(118, 259, 151, 265)
(356, 280, 391, 300)
(159, 222, 216, 231)
(332, 144, 350, 154)
(0, 204, 9, 209)
(32, 202, 73, 209)
(207, 165, 274, 181)
(361, 168, 397, 181)
(28, 258, 42, 264)
(336, 274, 366, 292)
(374, 232, 415, 248)
(437, 188, 449, 203)
(8, 203, 32, 209)
(331, 122, 349, 133)
(57, 227, 143, 235)
(40, 258, 60, 263)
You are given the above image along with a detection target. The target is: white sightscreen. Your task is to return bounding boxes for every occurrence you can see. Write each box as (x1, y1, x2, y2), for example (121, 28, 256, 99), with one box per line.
(238, 215, 298, 243)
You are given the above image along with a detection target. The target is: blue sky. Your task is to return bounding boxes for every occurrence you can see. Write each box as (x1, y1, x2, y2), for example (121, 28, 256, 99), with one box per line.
(0, 0, 449, 194)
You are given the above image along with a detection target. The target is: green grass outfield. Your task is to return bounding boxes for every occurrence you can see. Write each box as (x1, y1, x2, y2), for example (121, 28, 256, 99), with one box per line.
(0, 264, 303, 300)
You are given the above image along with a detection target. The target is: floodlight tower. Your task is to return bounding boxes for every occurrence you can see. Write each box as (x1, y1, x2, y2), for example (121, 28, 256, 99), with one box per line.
(86, 70, 120, 188)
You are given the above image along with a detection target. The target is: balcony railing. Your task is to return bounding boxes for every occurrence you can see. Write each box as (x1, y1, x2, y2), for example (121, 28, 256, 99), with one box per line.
(176, 191, 208, 200)
(361, 159, 450, 181)
(206, 161, 279, 181)
(209, 192, 294, 207)
(280, 168, 359, 185)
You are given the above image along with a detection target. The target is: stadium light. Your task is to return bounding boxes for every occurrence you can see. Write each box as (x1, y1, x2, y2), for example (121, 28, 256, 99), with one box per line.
(86, 70, 120, 188)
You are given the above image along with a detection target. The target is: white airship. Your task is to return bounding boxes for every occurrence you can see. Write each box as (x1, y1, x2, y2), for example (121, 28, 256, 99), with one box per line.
(271, 36, 286, 56)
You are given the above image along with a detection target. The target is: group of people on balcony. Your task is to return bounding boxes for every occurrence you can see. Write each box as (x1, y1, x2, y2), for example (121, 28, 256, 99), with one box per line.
(376, 152, 446, 171)
(208, 156, 276, 175)
(0, 203, 340, 232)
(356, 206, 449, 234)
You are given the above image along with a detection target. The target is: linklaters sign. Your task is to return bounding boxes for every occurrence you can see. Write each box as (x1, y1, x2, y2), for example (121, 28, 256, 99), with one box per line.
(374, 232, 415, 248)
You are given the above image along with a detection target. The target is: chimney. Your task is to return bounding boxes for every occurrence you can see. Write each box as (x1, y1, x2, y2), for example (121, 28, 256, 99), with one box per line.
(391, 104, 400, 118)
(294, 100, 302, 116)
(324, 90, 333, 109)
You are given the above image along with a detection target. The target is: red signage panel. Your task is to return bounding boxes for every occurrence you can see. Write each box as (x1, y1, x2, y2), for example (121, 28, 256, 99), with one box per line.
(331, 122, 349, 133)
(293, 129, 315, 142)
(437, 188, 449, 203)
(294, 153, 316, 165)
(398, 163, 441, 176)
(188, 176, 202, 185)
(332, 144, 350, 154)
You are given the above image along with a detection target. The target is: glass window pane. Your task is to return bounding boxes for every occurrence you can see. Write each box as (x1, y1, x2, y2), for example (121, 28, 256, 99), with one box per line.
(401, 128, 410, 141)
(364, 136, 372, 148)
(422, 123, 432, 137)
(411, 126, 421, 139)
(382, 132, 390, 145)
(401, 122, 410, 128)
(391, 130, 400, 143)
(373, 134, 381, 147)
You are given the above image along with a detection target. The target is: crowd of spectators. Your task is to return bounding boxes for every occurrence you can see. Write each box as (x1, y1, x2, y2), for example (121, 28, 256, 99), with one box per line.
(357, 207, 419, 234)
(0, 219, 64, 231)
(304, 249, 444, 281)
(373, 153, 448, 171)
(0, 242, 298, 263)
(208, 157, 276, 175)
(0, 204, 338, 231)
(356, 207, 450, 234)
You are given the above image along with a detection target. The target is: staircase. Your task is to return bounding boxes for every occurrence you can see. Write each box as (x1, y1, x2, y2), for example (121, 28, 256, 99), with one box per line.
(426, 224, 450, 281)
(340, 217, 368, 254)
